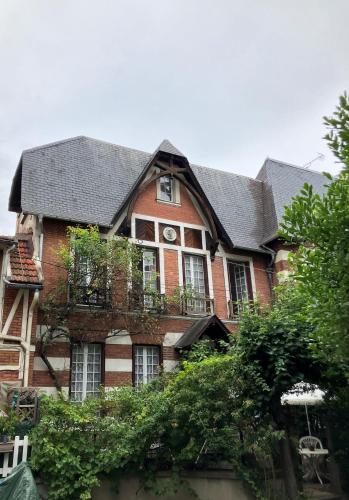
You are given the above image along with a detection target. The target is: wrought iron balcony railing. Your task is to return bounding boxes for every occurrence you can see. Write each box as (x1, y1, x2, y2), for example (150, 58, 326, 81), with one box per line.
(71, 285, 111, 308)
(181, 296, 214, 316)
(228, 299, 254, 319)
(128, 289, 167, 314)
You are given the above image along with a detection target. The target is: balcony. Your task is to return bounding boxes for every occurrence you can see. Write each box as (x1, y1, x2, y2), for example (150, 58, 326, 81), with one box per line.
(72, 285, 111, 308)
(128, 289, 167, 314)
(181, 296, 214, 316)
(228, 300, 254, 319)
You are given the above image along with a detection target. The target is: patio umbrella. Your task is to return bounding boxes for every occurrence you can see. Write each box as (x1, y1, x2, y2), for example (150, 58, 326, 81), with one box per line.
(281, 382, 325, 435)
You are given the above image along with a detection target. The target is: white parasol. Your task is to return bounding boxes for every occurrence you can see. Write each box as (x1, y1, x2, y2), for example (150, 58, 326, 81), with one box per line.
(281, 382, 325, 435)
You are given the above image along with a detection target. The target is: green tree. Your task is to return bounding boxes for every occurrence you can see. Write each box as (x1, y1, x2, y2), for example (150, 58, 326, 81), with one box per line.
(234, 286, 327, 500)
(279, 93, 349, 371)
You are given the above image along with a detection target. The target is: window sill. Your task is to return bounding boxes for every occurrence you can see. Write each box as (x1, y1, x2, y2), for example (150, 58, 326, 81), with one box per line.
(156, 198, 181, 207)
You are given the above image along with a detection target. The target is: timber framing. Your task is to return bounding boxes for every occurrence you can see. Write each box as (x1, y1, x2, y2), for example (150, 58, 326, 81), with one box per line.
(115, 149, 227, 259)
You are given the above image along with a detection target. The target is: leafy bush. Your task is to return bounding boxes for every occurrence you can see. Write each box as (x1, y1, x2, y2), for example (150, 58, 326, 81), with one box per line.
(30, 357, 281, 500)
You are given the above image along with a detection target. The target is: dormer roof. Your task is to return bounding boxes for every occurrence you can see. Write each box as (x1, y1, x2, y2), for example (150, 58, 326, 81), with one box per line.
(155, 139, 185, 157)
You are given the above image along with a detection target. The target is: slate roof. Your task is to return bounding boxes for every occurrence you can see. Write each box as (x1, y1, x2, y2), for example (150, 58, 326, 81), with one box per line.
(257, 158, 329, 243)
(156, 139, 184, 157)
(9, 136, 330, 252)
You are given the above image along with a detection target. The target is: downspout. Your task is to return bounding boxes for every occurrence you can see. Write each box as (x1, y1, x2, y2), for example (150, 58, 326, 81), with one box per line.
(23, 289, 39, 387)
(260, 244, 276, 297)
(0, 243, 16, 331)
(37, 214, 44, 280)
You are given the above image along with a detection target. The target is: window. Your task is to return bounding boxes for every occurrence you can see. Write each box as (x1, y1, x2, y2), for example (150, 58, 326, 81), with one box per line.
(142, 248, 158, 308)
(70, 344, 102, 401)
(157, 175, 179, 204)
(72, 254, 109, 307)
(228, 261, 253, 317)
(183, 254, 207, 313)
(134, 345, 160, 387)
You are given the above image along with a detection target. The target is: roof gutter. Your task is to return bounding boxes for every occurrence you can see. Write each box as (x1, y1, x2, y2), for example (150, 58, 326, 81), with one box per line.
(0, 239, 16, 246)
(3, 277, 43, 290)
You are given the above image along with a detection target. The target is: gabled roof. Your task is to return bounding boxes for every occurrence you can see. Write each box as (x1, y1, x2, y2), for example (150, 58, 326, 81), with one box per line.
(9, 136, 330, 252)
(257, 158, 329, 243)
(174, 314, 230, 349)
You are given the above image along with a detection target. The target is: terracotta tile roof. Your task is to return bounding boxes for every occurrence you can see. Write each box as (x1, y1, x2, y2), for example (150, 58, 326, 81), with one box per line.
(9, 239, 40, 285)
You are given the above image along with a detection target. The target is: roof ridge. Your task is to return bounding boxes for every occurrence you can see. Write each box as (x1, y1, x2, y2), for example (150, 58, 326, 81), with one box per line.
(266, 157, 327, 176)
(23, 136, 88, 154)
(191, 162, 263, 183)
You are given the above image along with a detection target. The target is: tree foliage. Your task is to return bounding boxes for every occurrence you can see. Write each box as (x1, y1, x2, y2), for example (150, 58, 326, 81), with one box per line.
(30, 352, 283, 500)
(31, 284, 330, 500)
(279, 93, 349, 371)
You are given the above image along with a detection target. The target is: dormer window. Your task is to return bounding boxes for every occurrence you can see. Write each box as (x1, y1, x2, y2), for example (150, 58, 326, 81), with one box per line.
(157, 175, 180, 204)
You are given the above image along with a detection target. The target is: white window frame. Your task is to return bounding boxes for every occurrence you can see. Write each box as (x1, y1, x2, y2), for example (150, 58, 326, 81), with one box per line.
(134, 345, 160, 387)
(228, 261, 249, 302)
(70, 343, 102, 401)
(142, 248, 158, 308)
(156, 175, 180, 205)
(183, 253, 207, 313)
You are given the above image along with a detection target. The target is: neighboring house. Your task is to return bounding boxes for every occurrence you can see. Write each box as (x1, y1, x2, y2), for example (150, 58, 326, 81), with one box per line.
(0, 137, 328, 399)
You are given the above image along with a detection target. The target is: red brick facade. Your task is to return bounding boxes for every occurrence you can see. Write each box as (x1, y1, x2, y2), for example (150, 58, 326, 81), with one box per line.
(0, 171, 286, 396)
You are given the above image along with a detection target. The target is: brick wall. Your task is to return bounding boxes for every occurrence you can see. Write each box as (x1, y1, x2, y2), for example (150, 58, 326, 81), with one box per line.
(1, 179, 277, 392)
(134, 181, 204, 225)
(41, 218, 69, 299)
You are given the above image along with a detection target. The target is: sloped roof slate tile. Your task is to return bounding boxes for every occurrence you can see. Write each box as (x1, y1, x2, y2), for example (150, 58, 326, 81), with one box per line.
(9, 136, 330, 252)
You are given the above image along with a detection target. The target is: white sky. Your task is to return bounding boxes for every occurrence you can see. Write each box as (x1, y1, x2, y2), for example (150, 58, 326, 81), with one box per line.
(1, 0, 348, 234)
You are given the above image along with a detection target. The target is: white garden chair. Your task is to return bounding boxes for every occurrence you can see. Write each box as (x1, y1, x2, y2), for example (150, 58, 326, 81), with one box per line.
(299, 436, 323, 451)
(299, 436, 328, 484)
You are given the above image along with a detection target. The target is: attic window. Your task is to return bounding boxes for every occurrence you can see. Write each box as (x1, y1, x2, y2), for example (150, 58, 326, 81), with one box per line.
(157, 175, 180, 204)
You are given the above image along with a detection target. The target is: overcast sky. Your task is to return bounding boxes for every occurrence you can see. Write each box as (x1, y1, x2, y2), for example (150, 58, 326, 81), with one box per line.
(1, 0, 348, 234)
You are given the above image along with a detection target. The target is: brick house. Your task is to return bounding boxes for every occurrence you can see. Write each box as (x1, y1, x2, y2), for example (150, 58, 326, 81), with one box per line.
(0, 137, 328, 399)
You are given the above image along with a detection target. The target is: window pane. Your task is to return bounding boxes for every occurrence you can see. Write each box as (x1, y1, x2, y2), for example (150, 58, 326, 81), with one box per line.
(159, 176, 174, 202)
